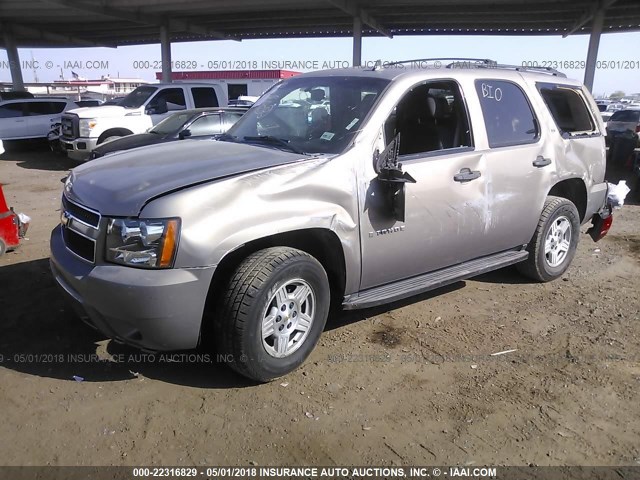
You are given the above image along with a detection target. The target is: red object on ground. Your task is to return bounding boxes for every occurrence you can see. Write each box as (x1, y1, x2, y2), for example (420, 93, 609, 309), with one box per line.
(0, 184, 21, 255)
(587, 211, 613, 242)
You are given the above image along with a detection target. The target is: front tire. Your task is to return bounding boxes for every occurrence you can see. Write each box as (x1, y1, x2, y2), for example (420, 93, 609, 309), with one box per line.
(216, 247, 330, 382)
(98, 135, 121, 144)
(517, 196, 580, 282)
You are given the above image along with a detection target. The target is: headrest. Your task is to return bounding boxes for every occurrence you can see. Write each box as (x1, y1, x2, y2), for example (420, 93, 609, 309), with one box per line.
(309, 89, 325, 102)
(427, 95, 450, 119)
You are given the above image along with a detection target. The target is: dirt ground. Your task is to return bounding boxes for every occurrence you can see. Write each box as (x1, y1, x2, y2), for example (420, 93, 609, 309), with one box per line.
(0, 143, 639, 468)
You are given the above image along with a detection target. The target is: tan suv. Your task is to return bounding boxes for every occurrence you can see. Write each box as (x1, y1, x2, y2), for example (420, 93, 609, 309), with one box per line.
(51, 59, 613, 381)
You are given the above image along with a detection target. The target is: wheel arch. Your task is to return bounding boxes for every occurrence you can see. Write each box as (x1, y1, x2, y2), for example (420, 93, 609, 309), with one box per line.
(201, 228, 348, 344)
(97, 128, 134, 144)
(547, 178, 588, 223)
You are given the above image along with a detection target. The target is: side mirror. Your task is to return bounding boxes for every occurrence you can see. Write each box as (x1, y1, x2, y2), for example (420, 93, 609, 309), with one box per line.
(373, 132, 416, 184)
(371, 133, 416, 222)
(178, 129, 192, 140)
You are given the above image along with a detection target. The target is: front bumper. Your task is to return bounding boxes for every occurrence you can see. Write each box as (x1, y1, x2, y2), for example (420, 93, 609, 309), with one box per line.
(60, 137, 99, 162)
(50, 225, 216, 351)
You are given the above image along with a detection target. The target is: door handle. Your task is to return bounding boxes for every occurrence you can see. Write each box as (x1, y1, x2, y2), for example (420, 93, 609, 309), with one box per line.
(533, 155, 552, 167)
(15, 119, 25, 123)
(453, 168, 481, 183)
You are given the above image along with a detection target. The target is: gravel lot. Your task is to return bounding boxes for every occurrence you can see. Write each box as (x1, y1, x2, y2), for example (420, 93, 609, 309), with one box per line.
(1, 143, 639, 467)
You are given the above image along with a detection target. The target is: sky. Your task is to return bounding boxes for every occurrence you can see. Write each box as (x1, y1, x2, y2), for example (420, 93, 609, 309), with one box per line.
(1, 31, 639, 98)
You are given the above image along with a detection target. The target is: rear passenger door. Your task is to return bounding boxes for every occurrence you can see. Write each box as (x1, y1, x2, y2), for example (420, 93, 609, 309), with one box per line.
(473, 79, 553, 252)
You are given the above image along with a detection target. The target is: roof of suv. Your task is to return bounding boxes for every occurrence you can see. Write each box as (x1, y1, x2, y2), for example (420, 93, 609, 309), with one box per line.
(0, 98, 76, 105)
(298, 64, 584, 88)
(146, 83, 226, 88)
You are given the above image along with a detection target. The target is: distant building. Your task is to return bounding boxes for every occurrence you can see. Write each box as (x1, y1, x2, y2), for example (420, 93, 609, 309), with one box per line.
(15, 76, 149, 99)
(155, 70, 300, 99)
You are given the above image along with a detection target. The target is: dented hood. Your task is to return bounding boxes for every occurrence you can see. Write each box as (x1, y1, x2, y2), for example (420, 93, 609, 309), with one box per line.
(65, 140, 307, 216)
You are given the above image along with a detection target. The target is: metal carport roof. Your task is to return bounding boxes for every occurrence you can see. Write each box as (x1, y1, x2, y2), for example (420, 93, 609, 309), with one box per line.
(0, 0, 638, 47)
(0, 0, 638, 91)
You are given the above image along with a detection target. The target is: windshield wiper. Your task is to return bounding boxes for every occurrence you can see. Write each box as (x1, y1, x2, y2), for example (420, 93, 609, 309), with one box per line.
(217, 133, 238, 142)
(243, 135, 306, 155)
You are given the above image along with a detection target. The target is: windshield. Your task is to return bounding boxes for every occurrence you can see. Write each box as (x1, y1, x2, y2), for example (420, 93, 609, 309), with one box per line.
(223, 76, 390, 154)
(150, 111, 193, 134)
(610, 110, 640, 122)
(120, 86, 158, 108)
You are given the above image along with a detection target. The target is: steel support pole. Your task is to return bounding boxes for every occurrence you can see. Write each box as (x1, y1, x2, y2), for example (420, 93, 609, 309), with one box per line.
(353, 16, 362, 67)
(3, 30, 25, 91)
(160, 24, 172, 83)
(584, 8, 604, 92)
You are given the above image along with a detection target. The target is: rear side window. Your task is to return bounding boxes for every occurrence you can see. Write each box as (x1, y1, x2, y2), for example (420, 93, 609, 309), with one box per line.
(537, 83, 596, 135)
(475, 80, 538, 148)
(191, 87, 219, 108)
(610, 110, 640, 122)
(28, 101, 67, 115)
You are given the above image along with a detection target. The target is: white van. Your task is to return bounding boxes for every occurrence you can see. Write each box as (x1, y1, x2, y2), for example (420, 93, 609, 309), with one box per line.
(0, 98, 79, 141)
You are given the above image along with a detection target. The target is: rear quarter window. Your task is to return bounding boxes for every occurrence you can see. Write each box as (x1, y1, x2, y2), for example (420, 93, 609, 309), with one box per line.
(475, 80, 538, 148)
(537, 83, 596, 135)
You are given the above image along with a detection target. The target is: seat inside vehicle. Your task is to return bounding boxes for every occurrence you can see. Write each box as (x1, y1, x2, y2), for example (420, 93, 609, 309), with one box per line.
(388, 81, 472, 156)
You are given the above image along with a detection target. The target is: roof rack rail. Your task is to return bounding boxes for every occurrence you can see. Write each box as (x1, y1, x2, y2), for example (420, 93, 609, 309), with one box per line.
(374, 58, 497, 70)
(495, 64, 567, 78)
(370, 58, 567, 77)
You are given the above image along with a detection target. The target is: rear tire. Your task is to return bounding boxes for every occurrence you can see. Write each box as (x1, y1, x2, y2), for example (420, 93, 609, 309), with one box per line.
(215, 247, 330, 382)
(517, 196, 580, 282)
(0, 238, 6, 256)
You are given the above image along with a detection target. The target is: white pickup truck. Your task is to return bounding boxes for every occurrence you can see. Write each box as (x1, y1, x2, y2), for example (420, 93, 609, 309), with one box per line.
(60, 83, 227, 161)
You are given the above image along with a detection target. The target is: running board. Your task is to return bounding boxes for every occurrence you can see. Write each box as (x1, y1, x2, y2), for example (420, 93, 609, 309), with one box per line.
(343, 249, 528, 310)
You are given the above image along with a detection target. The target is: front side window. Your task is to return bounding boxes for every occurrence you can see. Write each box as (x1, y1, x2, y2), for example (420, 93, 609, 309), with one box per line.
(383, 80, 473, 156)
(150, 88, 186, 111)
(224, 75, 390, 154)
(120, 86, 157, 108)
(27, 101, 66, 115)
(187, 114, 222, 136)
(0, 103, 26, 118)
(149, 112, 192, 135)
(538, 83, 596, 135)
(475, 80, 538, 148)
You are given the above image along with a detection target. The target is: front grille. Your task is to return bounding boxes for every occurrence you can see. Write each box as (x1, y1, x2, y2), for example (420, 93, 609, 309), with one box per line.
(61, 195, 100, 264)
(61, 114, 79, 139)
(62, 227, 95, 263)
(62, 195, 100, 228)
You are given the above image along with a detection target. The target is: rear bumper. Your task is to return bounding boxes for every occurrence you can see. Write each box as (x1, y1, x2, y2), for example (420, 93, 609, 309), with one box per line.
(584, 181, 609, 225)
(586, 182, 613, 242)
(61, 137, 98, 162)
(50, 225, 216, 351)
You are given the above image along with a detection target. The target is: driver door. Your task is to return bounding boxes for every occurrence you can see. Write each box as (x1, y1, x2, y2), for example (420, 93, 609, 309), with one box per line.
(359, 80, 492, 290)
(147, 88, 186, 125)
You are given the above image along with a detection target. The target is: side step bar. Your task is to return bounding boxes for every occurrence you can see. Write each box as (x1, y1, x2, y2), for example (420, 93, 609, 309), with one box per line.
(342, 249, 528, 310)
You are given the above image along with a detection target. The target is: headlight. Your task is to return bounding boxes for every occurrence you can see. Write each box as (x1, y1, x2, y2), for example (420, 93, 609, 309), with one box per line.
(79, 118, 98, 137)
(106, 218, 180, 269)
